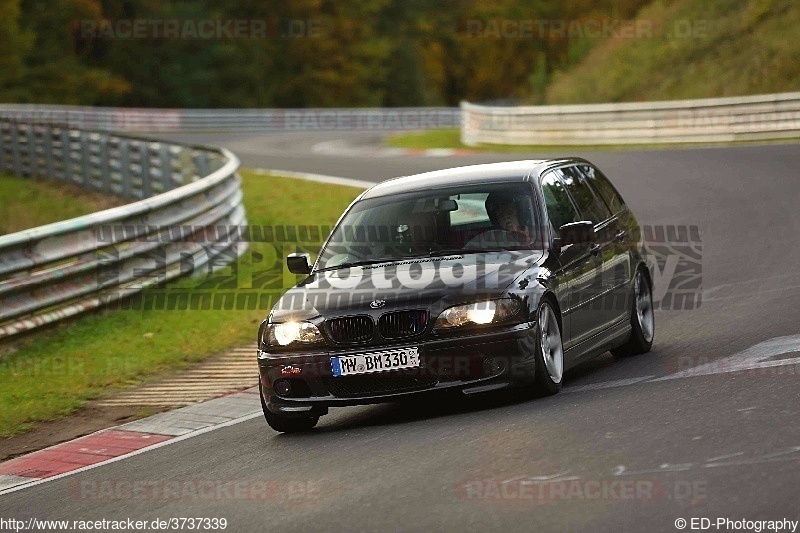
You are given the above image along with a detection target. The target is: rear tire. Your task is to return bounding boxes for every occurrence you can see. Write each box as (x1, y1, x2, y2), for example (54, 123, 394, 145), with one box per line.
(260, 387, 319, 433)
(611, 268, 654, 357)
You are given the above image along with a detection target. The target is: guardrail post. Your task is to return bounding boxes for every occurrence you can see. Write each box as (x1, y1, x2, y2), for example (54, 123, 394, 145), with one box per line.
(43, 127, 56, 181)
(0, 122, 6, 174)
(99, 132, 112, 193)
(194, 150, 210, 179)
(10, 124, 24, 176)
(158, 143, 174, 191)
(61, 129, 73, 184)
(134, 140, 148, 197)
(79, 131, 91, 188)
(119, 138, 135, 198)
(23, 125, 40, 178)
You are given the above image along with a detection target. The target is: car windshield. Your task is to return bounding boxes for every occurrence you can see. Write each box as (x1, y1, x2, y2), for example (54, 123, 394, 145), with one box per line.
(316, 182, 543, 271)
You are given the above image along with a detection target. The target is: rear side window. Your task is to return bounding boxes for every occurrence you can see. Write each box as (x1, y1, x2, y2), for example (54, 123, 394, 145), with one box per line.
(558, 166, 612, 223)
(541, 171, 580, 229)
(579, 164, 625, 215)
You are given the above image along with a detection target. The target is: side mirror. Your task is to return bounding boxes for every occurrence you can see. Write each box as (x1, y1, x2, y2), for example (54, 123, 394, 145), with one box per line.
(286, 252, 312, 275)
(559, 221, 595, 246)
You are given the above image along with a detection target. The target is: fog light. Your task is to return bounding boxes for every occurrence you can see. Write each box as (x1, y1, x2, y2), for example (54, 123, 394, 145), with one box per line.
(484, 357, 506, 375)
(274, 379, 292, 396)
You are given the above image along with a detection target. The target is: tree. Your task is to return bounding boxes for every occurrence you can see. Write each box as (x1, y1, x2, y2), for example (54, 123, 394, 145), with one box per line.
(14, 0, 129, 104)
(0, 0, 34, 101)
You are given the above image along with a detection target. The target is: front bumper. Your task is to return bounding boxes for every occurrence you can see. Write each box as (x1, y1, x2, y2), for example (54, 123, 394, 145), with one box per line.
(258, 323, 534, 416)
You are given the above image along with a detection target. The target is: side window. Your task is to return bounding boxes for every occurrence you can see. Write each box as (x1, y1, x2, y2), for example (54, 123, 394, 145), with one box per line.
(559, 166, 612, 223)
(541, 171, 580, 229)
(579, 164, 625, 215)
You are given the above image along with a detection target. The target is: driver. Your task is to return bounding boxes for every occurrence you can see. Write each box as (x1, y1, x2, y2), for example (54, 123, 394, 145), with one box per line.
(485, 192, 531, 242)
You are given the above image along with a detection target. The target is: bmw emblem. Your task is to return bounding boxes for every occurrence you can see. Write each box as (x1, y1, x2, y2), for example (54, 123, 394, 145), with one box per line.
(370, 299, 386, 309)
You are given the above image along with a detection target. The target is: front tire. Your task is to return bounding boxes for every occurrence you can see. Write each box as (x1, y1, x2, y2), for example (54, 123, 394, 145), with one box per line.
(532, 301, 564, 396)
(611, 268, 654, 357)
(260, 387, 319, 433)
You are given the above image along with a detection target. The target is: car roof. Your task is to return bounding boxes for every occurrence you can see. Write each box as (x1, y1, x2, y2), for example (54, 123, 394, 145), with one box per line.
(359, 158, 584, 199)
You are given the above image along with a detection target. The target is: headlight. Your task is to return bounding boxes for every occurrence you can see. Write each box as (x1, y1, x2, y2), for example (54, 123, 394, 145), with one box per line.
(263, 321, 324, 347)
(434, 299, 522, 330)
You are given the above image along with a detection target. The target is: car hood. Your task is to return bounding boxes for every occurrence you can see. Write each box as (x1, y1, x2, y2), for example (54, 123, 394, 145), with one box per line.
(269, 250, 545, 321)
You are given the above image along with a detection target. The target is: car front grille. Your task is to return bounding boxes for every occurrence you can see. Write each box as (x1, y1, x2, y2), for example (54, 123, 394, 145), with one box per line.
(378, 310, 428, 339)
(323, 374, 438, 398)
(326, 315, 374, 344)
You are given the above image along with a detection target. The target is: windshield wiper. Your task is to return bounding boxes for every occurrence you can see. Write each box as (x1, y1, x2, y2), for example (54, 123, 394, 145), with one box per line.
(315, 258, 402, 272)
(425, 248, 469, 257)
(426, 247, 528, 256)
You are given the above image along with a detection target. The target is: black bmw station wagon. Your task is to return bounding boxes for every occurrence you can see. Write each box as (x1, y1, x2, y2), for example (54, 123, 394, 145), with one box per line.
(257, 159, 654, 432)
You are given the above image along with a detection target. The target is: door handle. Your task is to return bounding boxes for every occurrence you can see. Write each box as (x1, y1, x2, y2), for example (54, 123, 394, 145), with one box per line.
(588, 243, 601, 256)
(615, 230, 627, 242)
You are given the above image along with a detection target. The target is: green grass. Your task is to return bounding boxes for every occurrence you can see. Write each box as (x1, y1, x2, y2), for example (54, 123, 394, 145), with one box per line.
(0, 174, 123, 236)
(385, 129, 651, 152)
(387, 129, 466, 150)
(385, 129, 595, 152)
(544, 0, 800, 104)
(384, 128, 797, 152)
(0, 170, 362, 437)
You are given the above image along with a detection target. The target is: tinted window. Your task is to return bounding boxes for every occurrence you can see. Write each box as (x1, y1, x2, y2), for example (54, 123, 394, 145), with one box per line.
(541, 171, 580, 229)
(559, 166, 612, 223)
(317, 182, 542, 269)
(579, 164, 625, 215)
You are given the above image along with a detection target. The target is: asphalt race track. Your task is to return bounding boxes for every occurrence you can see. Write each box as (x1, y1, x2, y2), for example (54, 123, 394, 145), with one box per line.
(2, 132, 799, 532)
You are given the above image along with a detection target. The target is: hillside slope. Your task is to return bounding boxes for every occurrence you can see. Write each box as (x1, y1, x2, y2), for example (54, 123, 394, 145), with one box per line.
(545, 0, 800, 103)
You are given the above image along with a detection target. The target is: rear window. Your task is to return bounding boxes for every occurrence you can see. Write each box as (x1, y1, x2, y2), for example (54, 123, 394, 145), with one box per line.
(559, 166, 612, 223)
(579, 164, 625, 215)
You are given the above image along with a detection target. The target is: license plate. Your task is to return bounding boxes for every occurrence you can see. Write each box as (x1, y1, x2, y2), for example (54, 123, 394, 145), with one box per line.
(331, 347, 420, 377)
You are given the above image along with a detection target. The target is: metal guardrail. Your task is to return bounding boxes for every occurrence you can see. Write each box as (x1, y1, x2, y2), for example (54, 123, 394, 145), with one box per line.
(461, 92, 800, 145)
(0, 105, 460, 133)
(0, 118, 247, 339)
(1, 92, 794, 338)
(4, 95, 799, 143)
